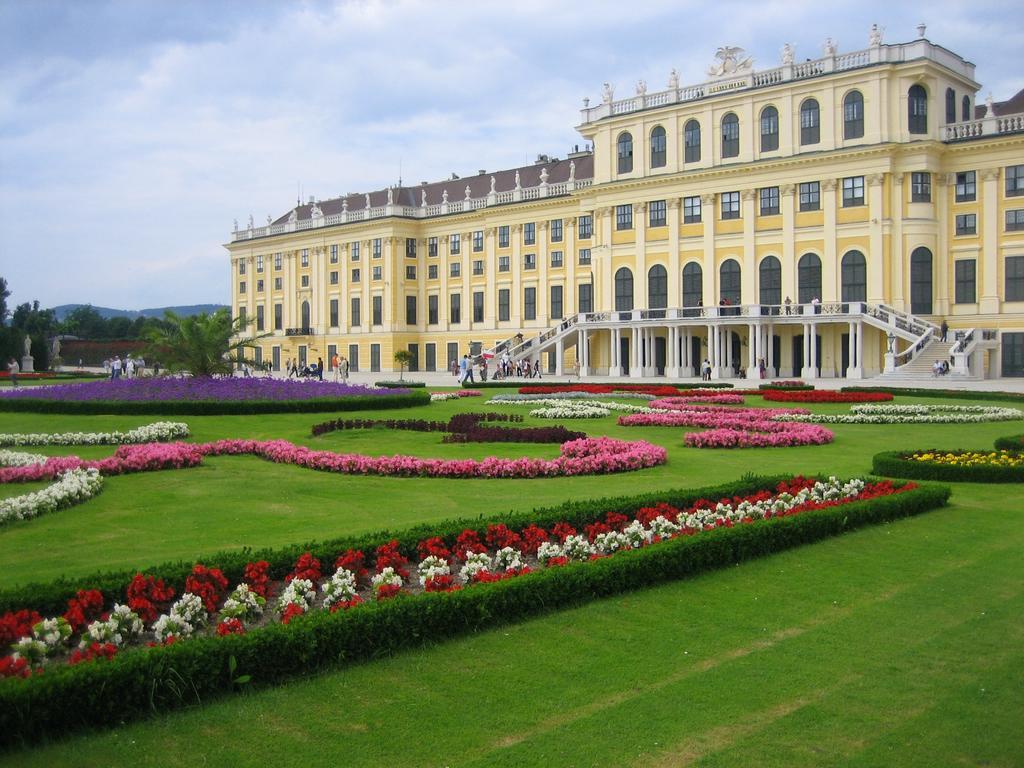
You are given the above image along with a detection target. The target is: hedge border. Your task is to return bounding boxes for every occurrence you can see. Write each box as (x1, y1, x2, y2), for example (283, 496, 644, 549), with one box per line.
(374, 380, 427, 388)
(462, 380, 735, 390)
(0, 477, 949, 748)
(0, 389, 432, 415)
(993, 434, 1024, 451)
(758, 383, 815, 391)
(872, 450, 1024, 483)
(842, 386, 1024, 404)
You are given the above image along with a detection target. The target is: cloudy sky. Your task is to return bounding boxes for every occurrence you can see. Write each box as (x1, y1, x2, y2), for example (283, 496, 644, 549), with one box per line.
(1, 0, 1022, 311)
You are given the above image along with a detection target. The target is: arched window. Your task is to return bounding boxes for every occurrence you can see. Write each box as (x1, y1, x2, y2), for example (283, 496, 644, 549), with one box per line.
(910, 247, 933, 314)
(843, 90, 864, 139)
(797, 253, 822, 304)
(962, 95, 971, 122)
(908, 85, 928, 134)
(759, 256, 782, 306)
(841, 251, 867, 303)
(300, 300, 311, 329)
(945, 87, 956, 124)
(760, 106, 779, 152)
(650, 126, 666, 168)
(721, 113, 739, 159)
(615, 267, 634, 311)
(647, 265, 668, 309)
(617, 132, 633, 174)
(682, 262, 703, 307)
(719, 259, 741, 306)
(684, 120, 701, 163)
(800, 98, 820, 145)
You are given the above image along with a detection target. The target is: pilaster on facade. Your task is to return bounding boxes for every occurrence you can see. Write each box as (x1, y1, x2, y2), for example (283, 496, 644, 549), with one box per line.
(537, 220, 549, 322)
(634, 202, 647, 308)
(891, 173, 906, 311)
(980, 167, 1001, 313)
(740, 189, 756, 303)
(701, 194, 716, 306)
(867, 174, 885, 304)
(667, 198, 681, 308)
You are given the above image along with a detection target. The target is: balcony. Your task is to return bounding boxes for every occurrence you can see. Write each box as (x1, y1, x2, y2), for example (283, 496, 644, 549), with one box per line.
(285, 327, 315, 337)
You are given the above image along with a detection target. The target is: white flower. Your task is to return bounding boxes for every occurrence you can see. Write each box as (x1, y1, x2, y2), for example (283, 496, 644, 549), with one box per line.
(493, 546, 526, 571)
(12, 637, 47, 665)
(562, 534, 595, 562)
(416, 556, 451, 586)
(220, 584, 266, 620)
(321, 569, 359, 604)
(277, 578, 316, 611)
(536, 541, 564, 565)
(32, 617, 72, 651)
(152, 614, 193, 643)
(0, 468, 103, 526)
(169, 593, 208, 627)
(371, 567, 404, 593)
(593, 531, 630, 555)
(0, 421, 190, 447)
(459, 552, 493, 582)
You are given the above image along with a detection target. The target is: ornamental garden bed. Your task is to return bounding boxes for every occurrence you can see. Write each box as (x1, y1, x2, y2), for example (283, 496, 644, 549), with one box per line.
(872, 449, 1024, 483)
(993, 434, 1024, 451)
(0, 377, 430, 414)
(757, 380, 813, 390)
(761, 390, 892, 403)
(841, 386, 1024, 404)
(311, 412, 587, 444)
(0, 474, 948, 745)
(776, 403, 1024, 424)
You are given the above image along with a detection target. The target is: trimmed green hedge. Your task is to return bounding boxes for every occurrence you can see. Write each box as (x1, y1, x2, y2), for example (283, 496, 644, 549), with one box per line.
(872, 450, 1024, 483)
(374, 380, 427, 388)
(842, 386, 1024, 404)
(993, 434, 1024, 451)
(0, 390, 432, 415)
(758, 383, 815, 391)
(0, 478, 949, 747)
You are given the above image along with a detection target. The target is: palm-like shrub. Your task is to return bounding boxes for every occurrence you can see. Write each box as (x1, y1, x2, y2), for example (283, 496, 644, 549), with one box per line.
(144, 310, 267, 377)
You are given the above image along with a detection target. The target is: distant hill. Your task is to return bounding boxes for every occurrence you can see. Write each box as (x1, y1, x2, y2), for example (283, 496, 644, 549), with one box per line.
(51, 304, 228, 321)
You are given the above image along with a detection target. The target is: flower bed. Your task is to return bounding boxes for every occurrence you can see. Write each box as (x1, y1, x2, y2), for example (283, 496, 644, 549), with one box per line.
(429, 390, 482, 401)
(841, 386, 1024, 404)
(0, 377, 431, 415)
(620, 400, 834, 448)
(761, 390, 893, 403)
(0, 421, 189, 447)
(311, 412, 586, 444)
(488, 396, 657, 419)
(0, 474, 948, 745)
(872, 449, 1024, 483)
(519, 384, 682, 397)
(758, 380, 813, 391)
(0, 443, 204, 485)
(777, 403, 1024, 424)
(0, 467, 104, 526)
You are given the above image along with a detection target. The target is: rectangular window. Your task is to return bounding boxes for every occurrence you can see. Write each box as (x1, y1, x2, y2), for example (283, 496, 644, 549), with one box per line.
(911, 172, 932, 203)
(256, 255, 264, 272)
(498, 256, 510, 272)
(428, 237, 438, 257)
(428, 295, 438, 324)
(372, 265, 382, 280)
(1008, 165, 1024, 197)
(472, 291, 484, 322)
(450, 262, 461, 277)
(1006, 256, 1024, 301)
(799, 182, 820, 212)
(274, 253, 282, 270)
(238, 260, 246, 275)
(550, 251, 563, 268)
(348, 344, 360, 373)
(274, 303, 282, 330)
(256, 279, 264, 293)
(842, 176, 865, 207)
(351, 268, 360, 283)
(683, 196, 702, 223)
(721, 191, 740, 220)
(1006, 210, 1024, 231)
(616, 204, 633, 230)
(524, 222, 536, 245)
(428, 264, 438, 279)
(329, 271, 338, 285)
(274, 277, 282, 291)
(301, 249, 309, 267)
(578, 283, 593, 313)
(237, 306, 246, 325)
(649, 200, 667, 227)
(523, 287, 536, 320)
(406, 238, 417, 258)
(372, 238, 382, 258)
(523, 253, 536, 270)
(372, 296, 382, 325)
(578, 248, 592, 265)
(328, 246, 337, 264)
(956, 171, 976, 202)
(369, 344, 380, 373)
(473, 230, 483, 252)
(473, 260, 484, 275)
(759, 187, 780, 216)
(329, 299, 339, 327)
(550, 285, 563, 319)
(498, 226, 510, 248)
(450, 233, 460, 254)
(498, 289, 510, 321)
(954, 260, 976, 304)
(256, 305, 265, 331)
(238, 281, 246, 294)
(351, 242, 360, 261)
(406, 265, 416, 279)
(955, 213, 977, 235)
(450, 293, 461, 323)
(550, 219, 563, 242)
(300, 275, 308, 288)
(578, 215, 593, 239)
(405, 296, 416, 325)
(350, 297, 361, 327)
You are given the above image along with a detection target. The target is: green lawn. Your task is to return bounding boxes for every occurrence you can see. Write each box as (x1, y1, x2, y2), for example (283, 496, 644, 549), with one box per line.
(1, 387, 1023, 766)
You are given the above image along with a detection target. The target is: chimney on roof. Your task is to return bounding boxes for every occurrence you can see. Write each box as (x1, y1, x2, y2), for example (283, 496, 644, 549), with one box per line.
(478, 169, 486, 175)
(308, 196, 314, 204)
(421, 181, 428, 185)
(535, 154, 549, 164)
(450, 173, 460, 180)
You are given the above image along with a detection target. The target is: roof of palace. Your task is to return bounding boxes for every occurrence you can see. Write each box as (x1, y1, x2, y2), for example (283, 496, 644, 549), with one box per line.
(976, 87, 1024, 118)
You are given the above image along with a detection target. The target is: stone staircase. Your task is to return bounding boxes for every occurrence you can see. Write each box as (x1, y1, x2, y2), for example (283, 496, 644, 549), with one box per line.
(879, 339, 968, 380)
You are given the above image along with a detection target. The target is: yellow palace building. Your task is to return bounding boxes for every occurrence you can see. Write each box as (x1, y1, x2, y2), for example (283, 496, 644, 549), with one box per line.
(228, 26, 1024, 380)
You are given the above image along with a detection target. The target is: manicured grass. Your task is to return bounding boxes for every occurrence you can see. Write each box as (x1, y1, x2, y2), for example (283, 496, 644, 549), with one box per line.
(0, 385, 1022, 765)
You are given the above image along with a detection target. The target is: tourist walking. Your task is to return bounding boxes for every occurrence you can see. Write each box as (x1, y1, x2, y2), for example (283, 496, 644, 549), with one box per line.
(331, 352, 340, 382)
(341, 356, 350, 380)
(6, 358, 19, 387)
(111, 356, 122, 380)
(940, 320, 949, 342)
(316, 357, 324, 380)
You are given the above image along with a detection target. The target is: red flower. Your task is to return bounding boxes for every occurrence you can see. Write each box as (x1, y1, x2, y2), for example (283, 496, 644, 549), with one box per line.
(243, 560, 272, 599)
(416, 537, 452, 562)
(374, 541, 410, 579)
(375, 583, 402, 601)
(63, 589, 105, 633)
(424, 574, 461, 593)
(0, 654, 31, 678)
(454, 529, 487, 559)
(604, 511, 630, 531)
(286, 552, 322, 584)
(69, 642, 118, 665)
(485, 524, 522, 552)
(584, 521, 611, 543)
(216, 618, 245, 636)
(334, 550, 368, 584)
(185, 564, 229, 614)
(0, 609, 43, 648)
(328, 596, 365, 612)
(520, 524, 549, 555)
(126, 574, 175, 624)
(280, 603, 305, 625)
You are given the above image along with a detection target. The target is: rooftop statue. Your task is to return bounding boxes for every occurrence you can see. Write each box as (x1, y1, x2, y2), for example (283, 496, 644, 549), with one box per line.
(539, 167, 549, 184)
(490, 175, 496, 194)
(823, 37, 838, 56)
(668, 68, 679, 89)
(601, 82, 614, 103)
(387, 187, 394, 205)
(706, 46, 753, 79)
(869, 23, 884, 47)
(635, 79, 647, 96)
(781, 42, 795, 65)
(442, 188, 449, 203)
(287, 209, 298, 224)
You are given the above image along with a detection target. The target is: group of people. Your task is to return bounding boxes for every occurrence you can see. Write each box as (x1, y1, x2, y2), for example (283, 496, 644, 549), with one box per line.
(494, 352, 541, 380)
(104, 356, 147, 380)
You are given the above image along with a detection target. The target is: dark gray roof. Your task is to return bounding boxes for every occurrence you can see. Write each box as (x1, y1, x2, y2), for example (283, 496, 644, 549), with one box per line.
(974, 87, 1024, 119)
(272, 153, 594, 225)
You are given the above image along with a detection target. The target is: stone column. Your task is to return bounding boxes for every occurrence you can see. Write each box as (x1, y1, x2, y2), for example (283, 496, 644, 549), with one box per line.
(701, 194, 716, 307)
(667, 198, 681, 308)
(635, 203, 648, 309)
(891, 174, 906, 311)
(630, 326, 641, 377)
(741, 189, 756, 304)
(867, 173, 885, 303)
(979, 167, 1001, 314)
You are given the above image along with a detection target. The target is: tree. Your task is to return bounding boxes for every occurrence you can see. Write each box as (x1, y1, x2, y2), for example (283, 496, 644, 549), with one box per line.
(144, 309, 269, 376)
(393, 349, 412, 381)
(0, 277, 9, 326)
